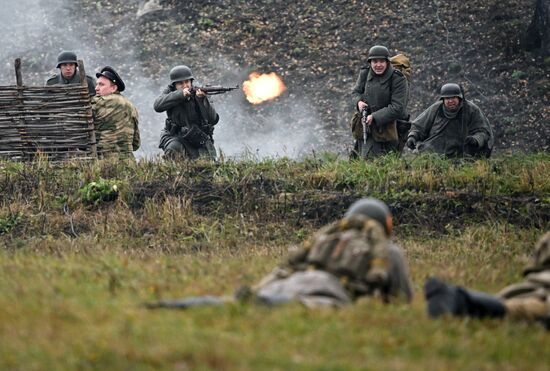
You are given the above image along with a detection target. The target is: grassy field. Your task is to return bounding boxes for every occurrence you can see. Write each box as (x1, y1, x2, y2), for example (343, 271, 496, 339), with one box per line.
(1, 154, 549, 370)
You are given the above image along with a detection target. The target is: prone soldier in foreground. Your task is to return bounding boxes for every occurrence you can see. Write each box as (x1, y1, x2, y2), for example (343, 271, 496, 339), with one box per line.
(425, 232, 550, 329)
(46, 51, 96, 96)
(147, 198, 413, 309)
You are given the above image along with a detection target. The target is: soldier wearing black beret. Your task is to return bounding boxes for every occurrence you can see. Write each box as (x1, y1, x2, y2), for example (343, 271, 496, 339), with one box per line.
(92, 66, 140, 158)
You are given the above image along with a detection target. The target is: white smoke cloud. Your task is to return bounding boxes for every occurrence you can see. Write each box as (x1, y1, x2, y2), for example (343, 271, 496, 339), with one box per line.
(0, 0, 327, 160)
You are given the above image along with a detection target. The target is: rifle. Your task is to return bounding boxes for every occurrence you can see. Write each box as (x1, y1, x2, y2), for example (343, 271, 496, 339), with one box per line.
(361, 105, 371, 144)
(190, 85, 239, 95)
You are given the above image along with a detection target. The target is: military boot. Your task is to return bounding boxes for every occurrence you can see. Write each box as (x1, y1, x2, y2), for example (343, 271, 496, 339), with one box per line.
(424, 277, 506, 318)
(424, 277, 468, 317)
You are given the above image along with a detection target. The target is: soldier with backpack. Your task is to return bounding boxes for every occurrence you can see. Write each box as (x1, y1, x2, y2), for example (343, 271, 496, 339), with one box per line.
(350, 45, 410, 159)
(146, 198, 413, 309)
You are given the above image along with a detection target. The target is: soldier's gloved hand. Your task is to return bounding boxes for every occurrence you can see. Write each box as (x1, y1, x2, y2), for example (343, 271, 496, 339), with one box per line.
(465, 136, 480, 148)
(406, 136, 417, 150)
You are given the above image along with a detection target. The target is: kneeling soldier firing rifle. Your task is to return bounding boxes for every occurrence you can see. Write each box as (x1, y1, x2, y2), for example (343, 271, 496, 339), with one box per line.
(154, 65, 237, 160)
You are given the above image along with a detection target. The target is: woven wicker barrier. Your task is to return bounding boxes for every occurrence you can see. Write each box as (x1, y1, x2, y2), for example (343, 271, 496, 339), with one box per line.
(0, 59, 96, 161)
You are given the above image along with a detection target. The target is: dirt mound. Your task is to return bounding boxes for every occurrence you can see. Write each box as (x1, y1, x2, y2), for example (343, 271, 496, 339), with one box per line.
(131, 175, 549, 232)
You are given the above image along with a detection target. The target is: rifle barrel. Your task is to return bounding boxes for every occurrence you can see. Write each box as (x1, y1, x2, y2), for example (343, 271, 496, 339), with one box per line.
(195, 85, 239, 95)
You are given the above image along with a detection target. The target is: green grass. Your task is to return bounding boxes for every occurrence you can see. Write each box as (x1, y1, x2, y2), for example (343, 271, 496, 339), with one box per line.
(0, 153, 549, 369)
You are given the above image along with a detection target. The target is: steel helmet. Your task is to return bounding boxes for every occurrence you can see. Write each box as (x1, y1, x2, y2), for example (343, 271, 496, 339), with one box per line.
(440, 83, 463, 100)
(169, 65, 194, 85)
(344, 198, 393, 236)
(56, 51, 78, 68)
(367, 45, 390, 62)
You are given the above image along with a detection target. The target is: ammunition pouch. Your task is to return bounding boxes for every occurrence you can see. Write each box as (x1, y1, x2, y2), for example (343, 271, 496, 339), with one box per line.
(179, 124, 212, 147)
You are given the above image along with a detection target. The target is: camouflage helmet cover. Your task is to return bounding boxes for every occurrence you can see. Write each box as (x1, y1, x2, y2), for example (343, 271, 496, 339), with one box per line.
(344, 198, 393, 236)
(56, 51, 78, 68)
(367, 45, 390, 62)
(440, 83, 464, 100)
(169, 65, 194, 85)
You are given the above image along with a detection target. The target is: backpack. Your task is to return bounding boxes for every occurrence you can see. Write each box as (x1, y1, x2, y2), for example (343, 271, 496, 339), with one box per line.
(390, 54, 412, 83)
(390, 54, 412, 150)
(288, 216, 390, 297)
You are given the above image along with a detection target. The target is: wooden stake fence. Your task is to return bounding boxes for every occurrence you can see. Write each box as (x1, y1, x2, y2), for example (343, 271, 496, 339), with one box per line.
(0, 58, 97, 161)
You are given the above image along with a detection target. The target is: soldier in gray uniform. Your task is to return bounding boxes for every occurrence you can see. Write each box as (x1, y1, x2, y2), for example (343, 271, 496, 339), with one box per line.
(46, 51, 96, 96)
(406, 83, 494, 157)
(351, 45, 409, 159)
(147, 198, 413, 310)
(425, 232, 550, 329)
(154, 65, 219, 160)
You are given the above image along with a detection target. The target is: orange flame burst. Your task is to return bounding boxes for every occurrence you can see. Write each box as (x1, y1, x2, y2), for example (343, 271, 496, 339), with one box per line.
(242, 72, 286, 104)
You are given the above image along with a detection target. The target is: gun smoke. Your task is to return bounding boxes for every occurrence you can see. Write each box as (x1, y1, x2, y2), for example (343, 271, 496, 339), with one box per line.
(0, 0, 328, 160)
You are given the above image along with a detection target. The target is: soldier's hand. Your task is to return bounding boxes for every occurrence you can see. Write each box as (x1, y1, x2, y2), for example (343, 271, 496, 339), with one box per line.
(357, 101, 368, 112)
(465, 136, 480, 148)
(366, 114, 374, 125)
(406, 136, 417, 150)
(182, 88, 192, 97)
(196, 89, 206, 98)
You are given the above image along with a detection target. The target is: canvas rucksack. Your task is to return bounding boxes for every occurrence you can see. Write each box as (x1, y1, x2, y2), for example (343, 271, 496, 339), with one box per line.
(390, 54, 412, 83)
(288, 216, 390, 296)
(390, 54, 412, 150)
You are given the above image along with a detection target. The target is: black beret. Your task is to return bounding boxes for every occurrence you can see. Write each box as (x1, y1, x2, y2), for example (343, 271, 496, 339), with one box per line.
(96, 66, 125, 92)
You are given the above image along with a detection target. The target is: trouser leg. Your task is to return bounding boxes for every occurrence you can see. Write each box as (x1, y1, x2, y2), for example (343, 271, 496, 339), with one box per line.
(163, 139, 186, 159)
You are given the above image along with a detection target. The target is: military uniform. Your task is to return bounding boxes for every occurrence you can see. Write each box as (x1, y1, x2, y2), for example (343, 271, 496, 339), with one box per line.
(351, 64, 409, 158)
(408, 99, 494, 158)
(92, 93, 140, 158)
(253, 215, 413, 307)
(154, 85, 219, 160)
(147, 213, 414, 310)
(46, 72, 96, 96)
(426, 232, 550, 329)
(497, 232, 550, 323)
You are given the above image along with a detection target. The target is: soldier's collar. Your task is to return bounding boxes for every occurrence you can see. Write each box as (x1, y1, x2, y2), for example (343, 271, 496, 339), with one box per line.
(367, 65, 393, 83)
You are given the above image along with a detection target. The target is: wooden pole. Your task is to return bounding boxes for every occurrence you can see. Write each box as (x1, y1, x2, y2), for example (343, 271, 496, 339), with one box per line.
(78, 59, 97, 158)
(78, 59, 87, 90)
(15, 58, 23, 86)
(14, 58, 32, 159)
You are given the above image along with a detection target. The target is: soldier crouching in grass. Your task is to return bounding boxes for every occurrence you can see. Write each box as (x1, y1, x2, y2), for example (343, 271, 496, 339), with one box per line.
(154, 65, 219, 161)
(146, 198, 413, 310)
(425, 232, 550, 330)
(406, 83, 494, 158)
(92, 66, 141, 159)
